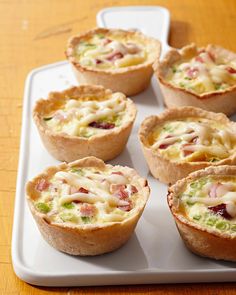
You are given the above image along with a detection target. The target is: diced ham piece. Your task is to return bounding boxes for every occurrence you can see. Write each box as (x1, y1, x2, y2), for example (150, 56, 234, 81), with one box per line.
(207, 51, 215, 62)
(118, 200, 132, 212)
(195, 56, 204, 63)
(110, 184, 125, 194)
(159, 144, 170, 150)
(102, 38, 112, 45)
(208, 203, 232, 220)
(80, 203, 96, 217)
(209, 183, 220, 198)
(209, 182, 232, 198)
(190, 136, 199, 144)
(131, 185, 138, 194)
(35, 179, 50, 192)
(95, 59, 103, 64)
(78, 187, 89, 194)
(181, 144, 195, 157)
(110, 183, 129, 199)
(89, 121, 115, 129)
(186, 67, 199, 79)
(106, 51, 124, 61)
(198, 49, 206, 54)
(70, 186, 89, 194)
(53, 111, 67, 121)
(159, 135, 174, 149)
(227, 67, 236, 74)
(111, 171, 123, 176)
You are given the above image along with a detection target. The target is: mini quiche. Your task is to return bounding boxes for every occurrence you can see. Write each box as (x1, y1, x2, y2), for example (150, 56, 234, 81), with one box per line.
(155, 43, 236, 115)
(139, 107, 236, 185)
(33, 85, 137, 162)
(168, 165, 236, 261)
(65, 28, 161, 96)
(26, 157, 150, 256)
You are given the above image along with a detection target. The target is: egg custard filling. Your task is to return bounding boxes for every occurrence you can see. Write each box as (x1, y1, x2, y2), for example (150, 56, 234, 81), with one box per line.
(166, 48, 236, 95)
(148, 117, 236, 163)
(43, 92, 126, 138)
(33, 166, 142, 225)
(178, 176, 236, 235)
(74, 31, 147, 70)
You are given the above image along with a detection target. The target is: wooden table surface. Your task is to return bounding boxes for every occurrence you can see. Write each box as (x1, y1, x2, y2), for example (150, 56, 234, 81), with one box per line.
(1, 0, 236, 293)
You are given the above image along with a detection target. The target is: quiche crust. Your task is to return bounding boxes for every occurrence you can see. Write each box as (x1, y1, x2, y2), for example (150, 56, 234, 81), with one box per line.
(65, 28, 161, 96)
(154, 44, 236, 116)
(168, 165, 236, 261)
(26, 157, 150, 256)
(139, 107, 236, 185)
(33, 85, 137, 162)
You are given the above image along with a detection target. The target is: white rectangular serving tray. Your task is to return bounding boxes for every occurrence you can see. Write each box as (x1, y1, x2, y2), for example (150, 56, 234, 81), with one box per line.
(12, 6, 236, 286)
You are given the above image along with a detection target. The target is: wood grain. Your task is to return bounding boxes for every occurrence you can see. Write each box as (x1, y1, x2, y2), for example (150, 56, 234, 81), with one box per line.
(1, 0, 236, 293)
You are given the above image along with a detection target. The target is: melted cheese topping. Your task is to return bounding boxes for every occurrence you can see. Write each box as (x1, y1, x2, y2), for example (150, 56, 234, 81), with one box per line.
(33, 166, 142, 226)
(166, 49, 236, 94)
(43, 93, 126, 137)
(178, 176, 236, 235)
(74, 31, 147, 70)
(148, 117, 236, 163)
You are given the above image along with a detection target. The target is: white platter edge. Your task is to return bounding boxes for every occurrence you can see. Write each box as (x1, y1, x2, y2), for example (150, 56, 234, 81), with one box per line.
(11, 6, 236, 287)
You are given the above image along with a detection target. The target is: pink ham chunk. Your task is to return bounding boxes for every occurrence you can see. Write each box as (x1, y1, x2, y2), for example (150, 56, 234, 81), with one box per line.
(70, 186, 89, 195)
(106, 51, 124, 62)
(186, 67, 199, 79)
(208, 203, 232, 220)
(130, 185, 138, 194)
(110, 184, 129, 199)
(80, 203, 96, 217)
(181, 144, 195, 157)
(89, 121, 115, 129)
(111, 171, 124, 176)
(195, 56, 204, 63)
(53, 111, 68, 121)
(209, 182, 233, 198)
(118, 200, 132, 212)
(35, 179, 50, 192)
(227, 67, 236, 74)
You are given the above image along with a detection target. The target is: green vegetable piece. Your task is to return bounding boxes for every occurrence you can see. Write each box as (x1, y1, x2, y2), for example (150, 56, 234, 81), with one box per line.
(70, 168, 84, 176)
(193, 214, 201, 221)
(179, 82, 186, 88)
(216, 221, 229, 231)
(162, 124, 174, 133)
(84, 43, 96, 49)
(231, 224, 236, 232)
(36, 202, 51, 213)
(63, 202, 75, 209)
(209, 158, 219, 163)
(172, 66, 177, 73)
(81, 216, 91, 223)
(190, 178, 207, 190)
(206, 217, 217, 226)
(190, 182, 198, 189)
(184, 77, 191, 80)
(186, 198, 195, 205)
(214, 83, 221, 90)
(96, 33, 105, 39)
(43, 117, 52, 121)
(60, 212, 78, 223)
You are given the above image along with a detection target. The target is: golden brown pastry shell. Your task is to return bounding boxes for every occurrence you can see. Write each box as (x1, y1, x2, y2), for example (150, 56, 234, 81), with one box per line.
(139, 106, 236, 185)
(33, 85, 137, 162)
(168, 165, 236, 261)
(26, 157, 150, 256)
(154, 44, 236, 116)
(66, 28, 161, 96)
